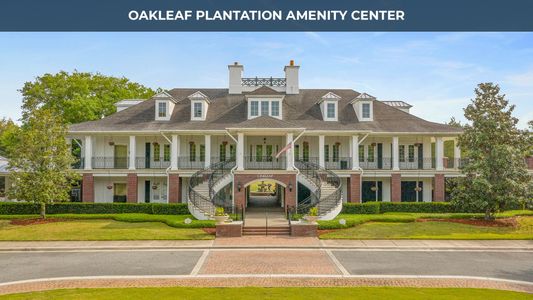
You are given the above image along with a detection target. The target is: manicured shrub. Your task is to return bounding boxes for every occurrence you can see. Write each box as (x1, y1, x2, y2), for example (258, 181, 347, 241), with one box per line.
(0, 202, 39, 215)
(379, 202, 456, 213)
(341, 202, 380, 214)
(0, 202, 190, 215)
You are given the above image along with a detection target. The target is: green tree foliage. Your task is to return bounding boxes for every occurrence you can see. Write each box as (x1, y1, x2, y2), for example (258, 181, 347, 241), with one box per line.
(7, 109, 80, 218)
(0, 118, 20, 157)
(451, 83, 531, 219)
(20, 71, 155, 124)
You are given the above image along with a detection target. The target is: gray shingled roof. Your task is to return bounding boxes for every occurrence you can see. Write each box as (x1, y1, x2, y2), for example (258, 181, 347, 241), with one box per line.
(69, 88, 462, 134)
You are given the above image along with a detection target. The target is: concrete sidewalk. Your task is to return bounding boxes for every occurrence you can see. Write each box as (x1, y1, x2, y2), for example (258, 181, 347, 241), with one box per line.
(0, 238, 531, 251)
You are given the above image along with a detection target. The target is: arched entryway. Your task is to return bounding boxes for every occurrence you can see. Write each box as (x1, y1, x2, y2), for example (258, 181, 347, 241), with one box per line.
(233, 173, 297, 213)
(245, 179, 286, 208)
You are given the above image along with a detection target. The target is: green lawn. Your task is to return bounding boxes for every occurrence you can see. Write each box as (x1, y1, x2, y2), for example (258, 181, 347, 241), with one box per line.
(0, 287, 530, 300)
(320, 216, 533, 240)
(0, 214, 214, 241)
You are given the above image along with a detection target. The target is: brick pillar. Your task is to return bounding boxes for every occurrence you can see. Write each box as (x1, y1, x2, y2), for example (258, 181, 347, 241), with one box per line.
(234, 183, 246, 210)
(127, 174, 138, 203)
(349, 174, 361, 203)
(391, 173, 401, 202)
(346, 177, 351, 202)
(168, 174, 180, 203)
(284, 178, 297, 212)
(434, 174, 445, 202)
(82, 173, 94, 203)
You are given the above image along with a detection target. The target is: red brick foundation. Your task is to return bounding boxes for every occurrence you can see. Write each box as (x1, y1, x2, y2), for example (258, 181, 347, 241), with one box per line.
(391, 173, 401, 202)
(82, 173, 94, 203)
(216, 223, 243, 237)
(234, 173, 297, 212)
(127, 174, 138, 203)
(348, 174, 361, 203)
(434, 174, 445, 202)
(291, 223, 318, 237)
(168, 174, 180, 203)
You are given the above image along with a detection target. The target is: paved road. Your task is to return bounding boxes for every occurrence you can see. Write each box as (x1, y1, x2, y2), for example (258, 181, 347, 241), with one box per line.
(0, 251, 203, 283)
(0, 249, 531, 283)
(333, 250, 533, 282)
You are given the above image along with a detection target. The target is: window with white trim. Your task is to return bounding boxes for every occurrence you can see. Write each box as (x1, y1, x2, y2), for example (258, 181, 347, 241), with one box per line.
(193, 102, 202, 118)
(399, 145, 406, 162)
(260, 101, 269, 116)
(326, 103, 336, 119)
(250, 101, 259, 117)
(362, 103, 370, 118)
(158, 102, 167, 118)
(271, 101, 280, 117)
(408, 145, 415, 162)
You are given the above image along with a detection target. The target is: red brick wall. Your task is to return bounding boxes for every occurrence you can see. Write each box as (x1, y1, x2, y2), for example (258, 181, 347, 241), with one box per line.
(434, 174, 445, 202)
(391, 173, 401, 202)
(349, 174, 361, 203)
(82, 173, 94, 203)
(526, 156, 533, 170)
(127, 174, 138, 203)
(234, 173, 296, 212)
(168, 174, 180, 203)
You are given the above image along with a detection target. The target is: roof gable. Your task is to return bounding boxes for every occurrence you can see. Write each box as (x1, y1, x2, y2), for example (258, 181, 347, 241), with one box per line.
(246, 86, 283, 96)
(152, 91, 177, 103)
(188, 91, 211, 103)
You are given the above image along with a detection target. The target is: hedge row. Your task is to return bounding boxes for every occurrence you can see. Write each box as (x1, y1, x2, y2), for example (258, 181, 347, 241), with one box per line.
(342, 202, 458, 214)
(0, 202, 190, 215)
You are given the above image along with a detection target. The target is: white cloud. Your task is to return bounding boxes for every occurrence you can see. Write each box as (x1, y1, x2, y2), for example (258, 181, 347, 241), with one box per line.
(506, 69, 533, 88)
(304, 32, 330, 46)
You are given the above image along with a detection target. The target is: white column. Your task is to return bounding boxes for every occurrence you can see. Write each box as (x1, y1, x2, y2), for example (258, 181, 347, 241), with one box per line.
(237, 133, 244, 171)
(351, 135, 359, 170)
(128, 136, 136, 170)
(318, 135, 325, 168)
(84, 135, 92, 170)
(423, 137, 432, 169)
(392, 136, 399, 171)
(286, 132, 294, 171)
(171, 134, 179, 170)
(204, 135, 211, 168)
(453, 138, 461, 168)
(436, 137, 444, 171)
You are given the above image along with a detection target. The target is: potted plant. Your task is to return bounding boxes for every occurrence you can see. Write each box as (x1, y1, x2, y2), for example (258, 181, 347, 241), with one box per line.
(214, 207, 228, 224)
(304, 207, 319, 224)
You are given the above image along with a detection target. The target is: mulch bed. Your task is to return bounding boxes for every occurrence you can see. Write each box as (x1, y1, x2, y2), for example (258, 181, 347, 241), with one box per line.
(416, 217, 518, 228)
(9, 218, 71, 226)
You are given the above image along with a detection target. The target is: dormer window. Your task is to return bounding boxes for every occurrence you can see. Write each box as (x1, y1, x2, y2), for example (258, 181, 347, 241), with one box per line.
(189, 91, 210, 121)
(362, 103, 371, 118)
(153, 91, 176, 121)
(158, 102, 167, 118)
(327, 103, 336, 119)
(247, 98, 282, 119)
(318, 92, 340, 121)
(193, 102, 203, 118)
(351, 93, 375, 122)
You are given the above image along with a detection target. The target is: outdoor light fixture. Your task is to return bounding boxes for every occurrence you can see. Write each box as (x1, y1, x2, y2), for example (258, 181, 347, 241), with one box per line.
(108, 141, 115, 146)
(237, 182, 242, 192)
(288, 182, 293, 192)
(370, 186, 378, 192)
(106, 184, 113, 190)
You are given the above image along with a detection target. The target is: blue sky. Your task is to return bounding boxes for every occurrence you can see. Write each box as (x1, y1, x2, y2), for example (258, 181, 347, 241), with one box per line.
(0, 32, 532, 128)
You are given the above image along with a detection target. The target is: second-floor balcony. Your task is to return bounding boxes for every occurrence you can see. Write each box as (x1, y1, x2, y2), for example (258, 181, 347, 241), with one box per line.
(244, 155, 286, 170)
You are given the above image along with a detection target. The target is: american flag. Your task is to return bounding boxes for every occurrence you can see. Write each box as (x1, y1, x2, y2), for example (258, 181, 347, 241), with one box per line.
(275, 142, 292, 158)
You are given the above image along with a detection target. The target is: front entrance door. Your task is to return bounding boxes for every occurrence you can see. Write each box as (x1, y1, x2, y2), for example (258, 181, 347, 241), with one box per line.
(114, 145, 128, 169)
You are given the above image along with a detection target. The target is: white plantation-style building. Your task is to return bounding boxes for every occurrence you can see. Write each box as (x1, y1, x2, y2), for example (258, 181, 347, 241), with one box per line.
(67, 61, 472, 220)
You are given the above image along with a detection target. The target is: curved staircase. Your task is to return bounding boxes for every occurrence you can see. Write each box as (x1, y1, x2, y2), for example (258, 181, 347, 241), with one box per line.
(188, 159, 343, 221)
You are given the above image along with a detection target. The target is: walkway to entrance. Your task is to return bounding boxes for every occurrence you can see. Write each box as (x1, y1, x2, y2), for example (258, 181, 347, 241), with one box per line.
(244, 207, 288, 227)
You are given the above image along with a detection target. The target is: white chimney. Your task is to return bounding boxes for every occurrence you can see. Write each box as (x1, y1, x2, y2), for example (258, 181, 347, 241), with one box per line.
(228, 62, 244, 94)
(284, 60, 299, 94)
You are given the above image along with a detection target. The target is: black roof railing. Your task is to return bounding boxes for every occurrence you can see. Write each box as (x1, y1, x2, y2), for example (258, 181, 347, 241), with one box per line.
(241, 77, 286, 87)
